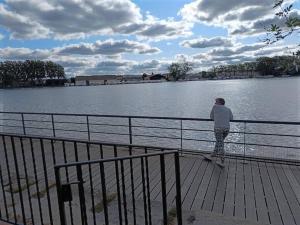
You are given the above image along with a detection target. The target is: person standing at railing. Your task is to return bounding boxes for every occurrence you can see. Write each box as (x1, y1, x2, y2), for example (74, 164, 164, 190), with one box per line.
(209, 98, 233, 166)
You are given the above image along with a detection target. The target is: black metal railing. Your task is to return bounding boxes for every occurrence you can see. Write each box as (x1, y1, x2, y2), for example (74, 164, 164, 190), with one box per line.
(0, 111, 300, 160)
(55, 151, 182, 225)
(0, 133, 182, 225)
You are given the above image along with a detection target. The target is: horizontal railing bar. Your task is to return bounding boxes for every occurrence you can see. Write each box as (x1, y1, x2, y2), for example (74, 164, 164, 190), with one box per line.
(0, 132, 181, 151)
(133, 126, 300, 138)
(51, 120, 88, 125)
(23, 119, 52, 123)
(0, 118, 22, 122)
(182, 137, 300, 149)
(89, 122, 129, 127)
(244, 132, 300, 138)
(90, 130, 129, 136)
(0, 124, 23, 128)
(1, 111, 299, 125)
(2, 119, 299, 138)
(54, 150, 178, 168)
(243, 142, 300, 149)
(16, 126, 57, 131)
(132, 125, 179, 130)
(53, 128, 88, 133)
(133, 134, 181, 140)
(1, 128, 297, 150)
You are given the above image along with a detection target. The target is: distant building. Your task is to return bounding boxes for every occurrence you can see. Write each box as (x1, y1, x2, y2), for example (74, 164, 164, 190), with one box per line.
(75, 75, 123, 86)
(148, 74, 166, 80)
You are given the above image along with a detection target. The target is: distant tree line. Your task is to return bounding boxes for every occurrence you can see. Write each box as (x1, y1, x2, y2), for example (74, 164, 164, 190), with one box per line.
(205, 55, 300, 78)
(0, 60, 66, 88)
(167, 60, 193, 81)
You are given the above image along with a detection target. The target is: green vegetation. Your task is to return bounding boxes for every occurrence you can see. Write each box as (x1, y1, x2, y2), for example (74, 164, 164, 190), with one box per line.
(168, 60, 193, 81)
(0, 60, 66, 88)
(92, 192, 117, 213)
(31, 182, 56, 198)
(5, 180, 36, 194)
(166, 207, 177, 225)
(205, 55, 300, 78)
(264, 0, 300, 45)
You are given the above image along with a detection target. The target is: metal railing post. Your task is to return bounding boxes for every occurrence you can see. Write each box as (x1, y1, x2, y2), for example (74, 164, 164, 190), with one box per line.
(180, 120, 183, 155)
(174, 152, 182, 225)
(129, 117, 132, 144)
(54, 167, 67, 225)
(51, 114, 56, 137)
(77, 165, 88, 225)
(21, 113, 26, 135)
(160, 154, 167, 225)
(86, 116, 90, 141)
(242, 122, 248, 164)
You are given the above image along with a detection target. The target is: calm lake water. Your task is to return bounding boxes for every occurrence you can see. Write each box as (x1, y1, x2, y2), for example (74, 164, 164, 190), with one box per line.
(2, 77, 300, 121)
(1, 77, 300, 159)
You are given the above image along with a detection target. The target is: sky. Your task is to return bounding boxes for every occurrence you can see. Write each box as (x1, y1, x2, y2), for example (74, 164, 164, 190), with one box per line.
(0, 0, 299, 76)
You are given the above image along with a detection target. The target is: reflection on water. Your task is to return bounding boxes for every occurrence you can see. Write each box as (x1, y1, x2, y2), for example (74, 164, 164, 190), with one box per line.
(1, 77, 300, 159)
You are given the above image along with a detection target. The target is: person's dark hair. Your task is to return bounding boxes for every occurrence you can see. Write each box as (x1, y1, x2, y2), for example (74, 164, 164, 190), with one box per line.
(215, 98, 225, 105)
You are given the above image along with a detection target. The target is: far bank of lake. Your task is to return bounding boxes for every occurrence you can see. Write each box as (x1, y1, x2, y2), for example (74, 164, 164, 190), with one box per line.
(2, 77, 299, 122)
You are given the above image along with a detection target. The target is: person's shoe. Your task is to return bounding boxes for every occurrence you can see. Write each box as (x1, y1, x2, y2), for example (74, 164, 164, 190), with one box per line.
(210, 152, 217, 158)
(203, 153, 214, 161)
(216, 159, 225, 168)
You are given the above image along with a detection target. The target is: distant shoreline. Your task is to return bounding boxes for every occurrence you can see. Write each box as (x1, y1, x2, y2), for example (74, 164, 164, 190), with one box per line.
(68, 74, 298, 87)
(1, 75, 299, 89)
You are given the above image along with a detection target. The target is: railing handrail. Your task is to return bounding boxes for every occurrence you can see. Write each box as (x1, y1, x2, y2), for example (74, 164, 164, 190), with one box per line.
(54, 150, 179, 168)
(0, 132, 180, 151)
(1, 111, 300, 125)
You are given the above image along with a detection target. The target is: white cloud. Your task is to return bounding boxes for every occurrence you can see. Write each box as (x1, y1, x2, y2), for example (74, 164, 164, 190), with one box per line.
(0, 0, 193, 41)
(192, 43, 299, 67)
(0, 33, 4, 40)
(117, 15, 193, 41)
(1, 42, 298, 76)
(56, 39, 161, 56)
(2, 0, 141, 39)
(0, 4, 50, 39)
(230, 10, 300, 36)
(179, 0, 296, 37)
(0, 47, 50, 60)
(180, 36, 233, 48)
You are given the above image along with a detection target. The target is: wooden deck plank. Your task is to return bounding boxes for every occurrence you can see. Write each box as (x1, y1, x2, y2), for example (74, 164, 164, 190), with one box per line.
(190, 160, 216, 210)
(201, 162, 222, 211)
(134, 155, 165, 198)
(2, 137, 300, 225)
(258, 162, 283, 225)
(266, 162, 296, 225)
(250, 160, 270, 225)
(288, 165, 300, 202)
(234, 160, 246, 219)
(276, 165, 300, 224)
(179, 157, 205, 208)
(243, 161, 257, 222)
(144, 156, 174, 200)
(166, 156, 198, 207)
(223, 158, 237, 217)
(152, 156, 175, 200)
(212, 158, 230, 214)
(182, 159, 208, 210)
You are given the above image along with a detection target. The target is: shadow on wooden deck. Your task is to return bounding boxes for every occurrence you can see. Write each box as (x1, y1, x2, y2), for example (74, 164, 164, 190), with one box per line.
(0, 137, 299, 225)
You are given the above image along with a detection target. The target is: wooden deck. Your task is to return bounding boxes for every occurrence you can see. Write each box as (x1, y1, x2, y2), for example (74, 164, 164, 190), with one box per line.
(0, 137, 300, 225)
(179, 155, 300, 225)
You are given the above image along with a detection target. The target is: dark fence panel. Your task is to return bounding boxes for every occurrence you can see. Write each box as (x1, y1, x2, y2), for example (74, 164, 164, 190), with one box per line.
(0, 133, 182, 225)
